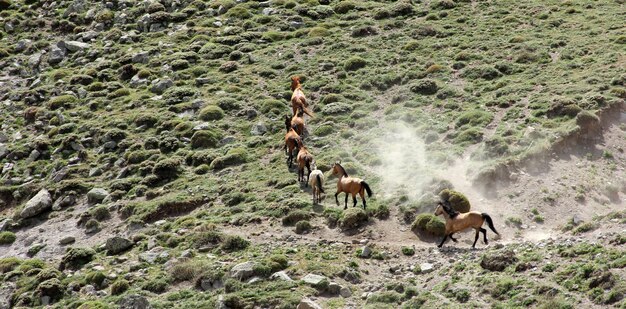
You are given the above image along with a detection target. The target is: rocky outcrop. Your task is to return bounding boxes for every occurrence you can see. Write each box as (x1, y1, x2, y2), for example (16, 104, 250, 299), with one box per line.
(20, 189, 52, 219)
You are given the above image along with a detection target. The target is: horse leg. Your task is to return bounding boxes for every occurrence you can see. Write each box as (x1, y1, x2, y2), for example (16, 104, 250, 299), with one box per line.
(438, 234, 448, 248)
(449, 233, 458, 242)
(352, 194, 357, 208)
(472, 229, 480, 249)
(344, 193, 349, 210)
(480, 228, 488, 245)
(335, 192, 340, 205)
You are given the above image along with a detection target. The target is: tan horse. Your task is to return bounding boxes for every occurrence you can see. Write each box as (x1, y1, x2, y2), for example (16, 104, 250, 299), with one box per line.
(308, 164, 325, 204)
(290, 76, 313, 117)
(291, 107, 306, 136)
(283, 116, 300, 168)
(295, 138, 314, 185)
(434, 202, 500, 249)
(330, 161, 372, 209)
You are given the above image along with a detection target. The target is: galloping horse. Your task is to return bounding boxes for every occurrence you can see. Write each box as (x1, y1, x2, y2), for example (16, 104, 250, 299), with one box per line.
(434, 202, 500, 249)
(330, 161, 372, 209)
(290, 76, 313, 117)
(295, 138, 314, 185)
(291, 107, 306, 136)
(283, 116, 300, 168)
(308, 163, 325, 204)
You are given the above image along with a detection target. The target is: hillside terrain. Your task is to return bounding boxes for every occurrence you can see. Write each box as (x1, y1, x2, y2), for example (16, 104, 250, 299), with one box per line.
(0, 0, 625, 308)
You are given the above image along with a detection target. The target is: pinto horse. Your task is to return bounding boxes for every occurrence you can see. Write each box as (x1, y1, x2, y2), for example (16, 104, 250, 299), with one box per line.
(434, 202, 500, 249)
(291, 107, 306, 136)
(283, 116, 300, 168)
(290, 76, 313, 117)
(295, 138, 314, 185)
(330, 161, 372, 209)
(308, 163, 325, 204)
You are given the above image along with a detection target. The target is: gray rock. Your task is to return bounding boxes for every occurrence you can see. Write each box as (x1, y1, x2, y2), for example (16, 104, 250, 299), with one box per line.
(48, 46, 66, 64)
(20, 189, 52, 219)
(220, 136, 236, 145)
(50, 166, 69, 183)
(15, 39, 32, 53)
(139, 247, 169, 264)
(118, 294, 152, 309)
(270, 271, 293, 282)
(199, 277, 223, 291)
(106, 236, 133, 255)
(87, 188, 109, 204)
(360, 246, 372, 258)
(0, 133, 7, 142)
(28, 53, 43, 69)
(262, 8, 277, 15)
(246, 109, 258, 119)
(103, 141, 117, 149)
(132, 51, 149, 64)
(419, 263, 434, 274)
(230, 261, 255, 280)
(340, 286, 352, 298)
(250, 122, 267, 135)
(150, 79, 174, 94)
(59, 236, 76, 245)
(0, 283, 15, 309)
(0, 144, 8, 160)
(64, 41, 91, 52)
(328, 282, 341, 295)
(296, 298, 322, 309)
(28, 149, 40, 161)
(301, 274, 327, 286)
(0, 219, 12, 232)
(195, 78, 211, 86)
(89, 167, 103, 177)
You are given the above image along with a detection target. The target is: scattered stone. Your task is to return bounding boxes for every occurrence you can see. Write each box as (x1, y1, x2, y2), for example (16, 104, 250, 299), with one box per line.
(250, 122, 267, 135)
(48, 46, 66, 64)
(89, 167, 103, 177)
(118, 294, 152, 309)
(19, 189, 52, 219)
(50, 166, 68, 183)
(340, 286, 352, 298)
(59, 237, 76, 245)
(132, 51, 149, 64)
(297, 298, 322, 309)
(0, 283, 15, 309)
(302, 274, 327, 287)
(230, 261, 255, 280)
(270, 271, 293, 282)
(200, 277, 223, 291)
(0, 219, 12, 232)
(360, 246, 372, 258)
(87, 188, 109, 204)
(139, 247, 170, 264)
(63, 41, 91, 52)
(150, 79, 174, 94)
(419, 262, 434, 274)
(106, 237, 134, 255)
(328, 282, 341, 295)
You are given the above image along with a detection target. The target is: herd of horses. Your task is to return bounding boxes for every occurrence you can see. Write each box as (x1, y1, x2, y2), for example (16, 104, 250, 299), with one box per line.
(281, 77, 499, 248)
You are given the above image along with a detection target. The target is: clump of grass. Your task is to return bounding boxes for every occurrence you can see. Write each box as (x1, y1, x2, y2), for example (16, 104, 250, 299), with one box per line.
(401, 246, 415, 256)
(221, 235, 249, 252)
(282, 210, 311, 226)
(344, 56, 367, 71)
(0, 231, 16, 245)
(439, 189, 471, 212)
(295, 220, 312, 234)
(199, 105, 225, 121)
(411, 214, 445, 236)
(339, 208, 369, 229)
(191, 130, 221, 149)
(110, 279, 130, 295)
(409, 79, 438, 95)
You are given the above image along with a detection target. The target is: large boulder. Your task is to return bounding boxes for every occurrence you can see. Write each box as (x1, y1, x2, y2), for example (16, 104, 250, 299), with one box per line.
(297, 298, 323, 309)
(63, 41, 91, 52)
(106, 237, 133, 255)
(20, 189, 52, 218)
(230, 261, 255, 280)
(87, 188, 109, 204)
(118, 295, 152, 309)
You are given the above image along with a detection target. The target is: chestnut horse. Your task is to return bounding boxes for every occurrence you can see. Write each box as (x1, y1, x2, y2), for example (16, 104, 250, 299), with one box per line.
(283, 116, 300, 168)
(434, 202, 499, 249)
(291, 107, 306, 136)
(290, 76, 313, 117)
(295, 138, 313, 185)
(308, 163, 325, 204)
(330, 161, 372, 209)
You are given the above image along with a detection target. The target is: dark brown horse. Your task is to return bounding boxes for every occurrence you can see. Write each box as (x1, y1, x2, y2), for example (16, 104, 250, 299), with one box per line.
(295, 138, 313, 185)
(283, 116, 300, 168)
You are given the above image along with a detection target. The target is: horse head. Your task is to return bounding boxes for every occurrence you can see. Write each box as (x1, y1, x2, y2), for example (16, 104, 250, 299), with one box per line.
(434, 202, 444, 216)
(291, 76, 301, 91)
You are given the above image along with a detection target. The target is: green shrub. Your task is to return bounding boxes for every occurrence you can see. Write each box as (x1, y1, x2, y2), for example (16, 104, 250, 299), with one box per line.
(194, 164, 210, 174)
(411, 213, 445, 236)
(48, 95, 77, 110)
(85, 271, 106, 287)
(110, 279, 130, 295)
(340, 208, 368, 229)
(401, 246, 415, 256)
(455, 110, 494, 128)
(210, 148, 248, 170)
(89, 205, 110, 221)
(191, 130, 221, 148)
(334, 1, 356, 13)
(309, 27, 329, 37)
(199, 105, 225, 121)
(171, 260, 205, 281)
(282, 210, 311, 226)
(153, 158, 181, 179)
(344, 56, 367, 71)
(142, 278, 168, 293)
(0, 257, 21, 273)
(60, 247, 96, 270)
(295, 220, 312, 234)
(0, 231, 16, 245)
(409, 79, 438, 95)
(221, 235, 250, 252)
(438, 189, 471, 212)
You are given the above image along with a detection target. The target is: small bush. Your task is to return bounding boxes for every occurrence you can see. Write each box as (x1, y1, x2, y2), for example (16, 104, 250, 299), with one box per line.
(199, 105, 225, 121)
(85, 271, 106, 287)
(282, 210, 311, 226)
(153, 158, 181, 179)
(171, 260, 205, 281)
(191, 130, 221, 149)
(0, 231, 16, 245)
(295, 220, 312, 234)
(439, 189, 471, 212)
(411, 213, 445, 236)
(221, 235, 249, 252)
(89, 206, 110, 221)
(340, 208, 369, 229)
(344, 56, 367, 71)
(334, 1, 356, 14)
(142, 278, 168, 293)
(110, 279, 129, 295)
(0, 257, 20, 273)
(409, 79, 438, 95)
(60, 247, 96, 270)
(455, 110, 493, 128)
(401, 246, 415, 256)
(210, 148, 247, 170)
(48, 95, 77, 110)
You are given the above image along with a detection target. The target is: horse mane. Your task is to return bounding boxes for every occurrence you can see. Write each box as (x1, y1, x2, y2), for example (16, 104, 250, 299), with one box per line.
(336, 163, 348, 177)
(441, 201, 459, 219)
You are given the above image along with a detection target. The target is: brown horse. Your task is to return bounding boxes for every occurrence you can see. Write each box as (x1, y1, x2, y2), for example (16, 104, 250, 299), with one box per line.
(291, 107, 306, 136)
(295, 138, 313, 185)
(290, 76, 313, 117)
(330, 161, 372, 209)
(434, 202, 500, 249)
(283, 116, 300, 168)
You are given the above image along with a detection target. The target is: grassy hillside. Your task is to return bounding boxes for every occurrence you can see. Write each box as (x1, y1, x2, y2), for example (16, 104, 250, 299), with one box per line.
(0, 0, 625, 308)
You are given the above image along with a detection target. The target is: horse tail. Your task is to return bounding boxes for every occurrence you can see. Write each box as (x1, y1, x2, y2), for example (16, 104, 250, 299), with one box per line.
(361, 181, 372, 197)
(316, 174, 324, 193)
(303, 107, 314, 117)
(482, 213, 499, 235)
